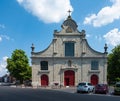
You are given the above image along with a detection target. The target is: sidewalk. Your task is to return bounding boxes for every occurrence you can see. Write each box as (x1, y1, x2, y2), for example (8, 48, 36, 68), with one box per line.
(10, 85, 77, 93)
(54, 86, 77, 93)
(38, 86, 77, 93)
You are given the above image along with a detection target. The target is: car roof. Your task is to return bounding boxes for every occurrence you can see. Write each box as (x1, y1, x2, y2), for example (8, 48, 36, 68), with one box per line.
(79, 82, 90, 83)
(78, 82, 92, 85)
(97, 84, 107, 85)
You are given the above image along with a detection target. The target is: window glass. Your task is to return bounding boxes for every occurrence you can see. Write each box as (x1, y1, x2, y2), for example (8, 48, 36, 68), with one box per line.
(91, 61, 99, 70)
(65, 42, 74, 56)
(40, 61, 48, 70)
(116, 84, 120, 87)
(78, 83, 86, 86)
(88, 83, 92, 85)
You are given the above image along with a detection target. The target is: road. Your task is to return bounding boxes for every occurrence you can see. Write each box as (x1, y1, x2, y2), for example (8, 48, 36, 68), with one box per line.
(0, 86, 120, 101)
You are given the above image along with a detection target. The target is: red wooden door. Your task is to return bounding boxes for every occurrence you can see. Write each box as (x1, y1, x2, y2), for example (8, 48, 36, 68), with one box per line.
(41, 74, 48, 86)
(91, 75, 98, 85)
(64, 70, 75, 86)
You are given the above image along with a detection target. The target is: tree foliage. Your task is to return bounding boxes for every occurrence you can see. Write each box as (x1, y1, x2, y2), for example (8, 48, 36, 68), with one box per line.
(6, 49, 31, 83)
(108, 45, 120, 83)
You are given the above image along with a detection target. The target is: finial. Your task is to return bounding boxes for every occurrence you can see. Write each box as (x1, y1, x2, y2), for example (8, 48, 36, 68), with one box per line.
(31, 43, 35, 52)
(81, 30, 86, 39)
(104, 43, 108, 54)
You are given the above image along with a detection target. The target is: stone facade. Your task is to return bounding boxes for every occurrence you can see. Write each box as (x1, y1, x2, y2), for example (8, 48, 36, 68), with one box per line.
(31, 15, 108, 87)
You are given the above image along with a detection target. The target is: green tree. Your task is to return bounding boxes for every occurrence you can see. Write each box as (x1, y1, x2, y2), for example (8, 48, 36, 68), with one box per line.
(108, 45, 120, 83)
(6, 49, 31, 83)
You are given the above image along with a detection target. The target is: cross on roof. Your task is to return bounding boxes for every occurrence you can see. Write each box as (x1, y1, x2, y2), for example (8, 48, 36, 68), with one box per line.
(68, 10, 72, 16)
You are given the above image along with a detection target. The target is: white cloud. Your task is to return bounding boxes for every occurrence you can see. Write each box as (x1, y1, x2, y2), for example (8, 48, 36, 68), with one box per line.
(84, 0, 120, 27)
(95, 35, 102, 41)
(87, 34, 103, 43)
(17, 0, 73, 23)
(0, 56, 8, 77)
(86, 34, 91, 38)
(0, 24, 5, 29)
(84, 14, 96, 25)
(0, 37, 2, 42)
(1, 35, 10, 40)
(0, 35, 11, 42)
(17, 0, 23, 4)
(103, 28, 120, 46)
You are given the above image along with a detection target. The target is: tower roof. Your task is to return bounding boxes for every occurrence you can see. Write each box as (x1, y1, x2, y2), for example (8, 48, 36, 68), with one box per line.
(62, 13, 78, 32)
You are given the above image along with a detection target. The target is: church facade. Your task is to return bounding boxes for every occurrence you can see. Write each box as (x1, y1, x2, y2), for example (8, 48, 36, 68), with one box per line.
(31, 15, 108, 87)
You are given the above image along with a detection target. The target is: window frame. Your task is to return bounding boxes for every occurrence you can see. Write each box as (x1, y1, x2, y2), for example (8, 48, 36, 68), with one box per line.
(40, 61, 48, 70)
(91, 60, 99, 70)
(64, 42, 75, 57)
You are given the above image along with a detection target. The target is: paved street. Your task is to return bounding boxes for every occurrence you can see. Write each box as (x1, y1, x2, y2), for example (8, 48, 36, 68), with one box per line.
(0, 86, 120, 101)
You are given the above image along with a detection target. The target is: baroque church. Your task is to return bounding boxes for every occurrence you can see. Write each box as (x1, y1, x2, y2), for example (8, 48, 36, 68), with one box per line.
(31, 13, 108, 87)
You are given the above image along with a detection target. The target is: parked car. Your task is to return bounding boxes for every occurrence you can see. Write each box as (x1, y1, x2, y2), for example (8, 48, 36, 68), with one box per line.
(94, 84, 108, 94)
(77, 82, 95, 93)
(0, 82, 11, 86)
(114, 82, 120, 95)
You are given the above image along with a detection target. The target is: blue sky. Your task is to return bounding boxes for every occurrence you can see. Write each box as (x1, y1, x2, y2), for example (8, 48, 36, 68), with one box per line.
(0, 0, 120, 77)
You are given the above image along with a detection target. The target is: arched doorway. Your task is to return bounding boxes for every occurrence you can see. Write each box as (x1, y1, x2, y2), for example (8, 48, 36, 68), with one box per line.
(91, 74, 98, 85)
(64, 70, 75, 86)
(41, 74, 49, 86)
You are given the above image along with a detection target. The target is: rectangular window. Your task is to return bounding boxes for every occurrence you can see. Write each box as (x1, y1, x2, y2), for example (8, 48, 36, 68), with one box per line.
(65, 42, 74, 56)
(40, 61, 48, 70)
(91, 61, 99, 70)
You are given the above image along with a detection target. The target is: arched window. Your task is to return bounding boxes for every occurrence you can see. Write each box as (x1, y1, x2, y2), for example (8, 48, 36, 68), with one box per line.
(40, 61, 48, 70)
